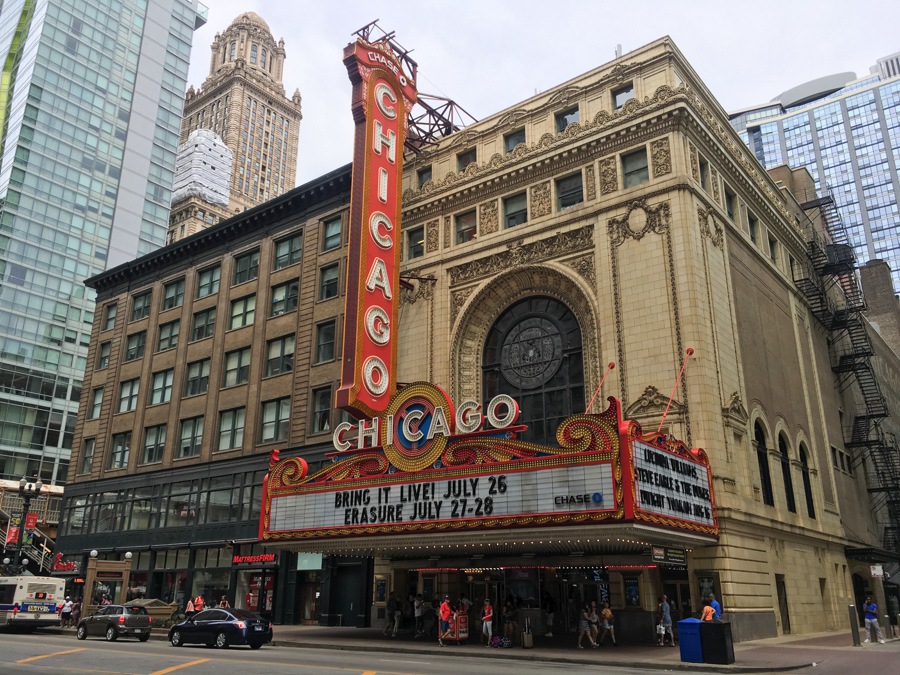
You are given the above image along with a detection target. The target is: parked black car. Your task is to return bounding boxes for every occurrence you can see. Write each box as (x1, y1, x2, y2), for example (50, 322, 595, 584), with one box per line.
(75, 604, 151, 641)
(168, 608, 272, 649)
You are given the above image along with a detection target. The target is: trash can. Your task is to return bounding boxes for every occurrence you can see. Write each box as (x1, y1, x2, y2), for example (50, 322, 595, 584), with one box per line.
(677, 618, 703, 663)
(699, 620, 735, 664)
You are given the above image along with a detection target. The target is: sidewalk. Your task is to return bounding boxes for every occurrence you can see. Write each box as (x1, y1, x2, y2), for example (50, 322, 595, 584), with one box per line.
(44, 623, 900, 673)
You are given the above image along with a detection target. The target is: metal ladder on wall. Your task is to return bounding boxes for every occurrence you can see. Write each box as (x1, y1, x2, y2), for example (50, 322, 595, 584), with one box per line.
(795, 189, 900, 557)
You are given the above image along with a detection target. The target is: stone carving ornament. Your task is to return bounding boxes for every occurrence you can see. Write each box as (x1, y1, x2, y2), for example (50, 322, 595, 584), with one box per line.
(531, 181, 552, 218)
(425, 219, 439, 253)
(479, 200, 499, 235)
(599, 157, 617, 195)
(650, 137, 671, 177)
(607, 198, 671, 248)
(585, 164, 597, 201)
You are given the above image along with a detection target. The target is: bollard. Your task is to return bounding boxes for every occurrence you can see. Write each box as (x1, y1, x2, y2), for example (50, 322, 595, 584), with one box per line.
(849, 604, 860, 646)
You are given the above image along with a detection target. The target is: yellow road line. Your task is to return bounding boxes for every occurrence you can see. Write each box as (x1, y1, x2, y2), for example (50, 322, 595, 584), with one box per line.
(148, 659, 210, 675)
(362, 672, 378, 675)
(16, 647, 87, 663)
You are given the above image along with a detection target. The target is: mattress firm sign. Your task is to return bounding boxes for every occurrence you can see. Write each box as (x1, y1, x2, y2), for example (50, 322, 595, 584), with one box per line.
(269, 462, 614, 532)
(632, 440, 713, 526)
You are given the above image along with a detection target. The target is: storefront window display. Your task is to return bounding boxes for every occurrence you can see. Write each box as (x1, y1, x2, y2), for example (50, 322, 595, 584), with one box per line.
(191, 548, 231, 605)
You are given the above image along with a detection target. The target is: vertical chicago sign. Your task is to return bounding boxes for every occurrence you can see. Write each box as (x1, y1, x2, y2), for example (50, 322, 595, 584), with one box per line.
(337, 39, 418, 418)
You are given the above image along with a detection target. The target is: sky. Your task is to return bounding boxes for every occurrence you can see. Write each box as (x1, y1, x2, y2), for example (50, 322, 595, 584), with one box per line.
(186, 0, 899, 185)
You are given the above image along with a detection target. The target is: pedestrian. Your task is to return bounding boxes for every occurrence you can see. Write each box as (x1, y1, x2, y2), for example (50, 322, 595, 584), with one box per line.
(598, 601, 618, 646)
(383, 591, 400, 637)
(481, 598, 494, 646)
(708, 592, 722, 620)
(542, 591, 557, 637)
(657, 594, 674, 646)
(71, 598, 82, 627)
(194, 594, 205, 612)
(588, 600, 600, 645)
(100, 593, 111, 606)
(218, 595, 230, 608)
(577, 603, 597, 648)
(438, 594, 453, 646)
(185, 597, 195, 618)
(863, 595, 886, 644)
(700, 598, 714, 621)
(60, 596, 73, 628)
(503, 599, 520, 645)
(414, 593, 425, 637)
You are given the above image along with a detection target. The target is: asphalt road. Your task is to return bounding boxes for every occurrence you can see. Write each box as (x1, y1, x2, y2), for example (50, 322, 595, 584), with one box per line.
(0, 632, 676, 675)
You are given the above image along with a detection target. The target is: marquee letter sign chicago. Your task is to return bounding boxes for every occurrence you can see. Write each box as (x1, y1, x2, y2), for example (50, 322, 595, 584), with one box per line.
(260, 389, 719, 546)
(337, 38, 417, 418)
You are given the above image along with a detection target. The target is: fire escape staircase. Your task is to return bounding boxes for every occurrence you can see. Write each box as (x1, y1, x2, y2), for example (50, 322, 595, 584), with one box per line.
(795, 192, 899, 556)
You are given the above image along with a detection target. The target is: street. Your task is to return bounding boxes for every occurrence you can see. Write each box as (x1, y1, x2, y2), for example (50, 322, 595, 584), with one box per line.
(0, 631, 680, 675)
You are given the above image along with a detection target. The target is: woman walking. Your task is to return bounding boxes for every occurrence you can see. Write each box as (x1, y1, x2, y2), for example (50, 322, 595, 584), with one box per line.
(577, 603, 597, 648)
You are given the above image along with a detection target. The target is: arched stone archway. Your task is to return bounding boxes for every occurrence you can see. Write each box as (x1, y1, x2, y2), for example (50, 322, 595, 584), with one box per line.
(450, 263, 601, 408)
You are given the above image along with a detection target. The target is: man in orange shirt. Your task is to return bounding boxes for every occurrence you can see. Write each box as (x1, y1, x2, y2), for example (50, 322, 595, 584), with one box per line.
(438, 595, 453, 646)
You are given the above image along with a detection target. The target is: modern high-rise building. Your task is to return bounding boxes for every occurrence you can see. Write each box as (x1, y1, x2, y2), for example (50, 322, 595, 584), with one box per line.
(729, 59, 900, 290)
(171, 11, 301, 242)
(0, 0, 207, 487)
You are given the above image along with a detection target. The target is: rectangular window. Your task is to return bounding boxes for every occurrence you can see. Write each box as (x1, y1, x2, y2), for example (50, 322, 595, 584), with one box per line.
(323, 216, 342, 251)
(97, 342, 111, 369)
(504, 128, 525, 153)
(103, 303, 117, 331)
(407, 226, 425, 259)
(230, 295, 256, 329)
(320, 264, 339, 300)
(699, 156, 709, 191)
(124, 331, 146, 361)
(274, 231, 303, 269)
(233, 249, 260, 285)
(184, 359, 211, 397)
(196, 265, 221, 298)
(266, 334, 295, 376)
(191, 308, 216, 341)
(179, 416, 204, 458)
(612, 83, 634, 109)
(457, 148, 477, 171)
(89, 387, 103, 419)
(223, 347, 252, 387)
(79, 438, 95, 475)
(109, 432, 131, 469)
(311, 387, 331, 434)
(555, 107, 579, 133)
(316, 321, 336, 363)
(162, 279, 185, 310)
(260, 397, 291, 443)
(157, 320, 180, 351)
(416, 165, 432, 188)
(270, 280, 299, 316)
(504, 193, 528, 228)
(455, 210, 477, 244)
(118, 378, 139, 412)
(141, 424, 167, 464)
(150, 369, 174, 405)
(131, 291, 152, 321)
(556, 172, 584, 209)
(218, 408, 246, 452)
(768, 235, 778, 264)
(622, 148, 649, 188)
(724, 187, 736, 221)
(749, 212, 759, 245)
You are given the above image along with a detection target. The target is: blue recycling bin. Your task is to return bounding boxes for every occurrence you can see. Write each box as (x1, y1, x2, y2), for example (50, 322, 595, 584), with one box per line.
(677, 618, 703, 663)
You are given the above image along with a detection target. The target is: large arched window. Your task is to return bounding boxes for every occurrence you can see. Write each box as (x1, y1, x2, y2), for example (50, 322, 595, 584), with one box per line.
(799, 445, 816, 519)
(482, 296, 584, 446)
(754, 422, 775, 506)
(778, 434, 796, 513)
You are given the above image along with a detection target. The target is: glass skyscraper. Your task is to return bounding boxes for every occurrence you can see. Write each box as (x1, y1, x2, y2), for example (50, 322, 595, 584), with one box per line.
(0, 0, 206, 485)
(730, 65, 900, 290)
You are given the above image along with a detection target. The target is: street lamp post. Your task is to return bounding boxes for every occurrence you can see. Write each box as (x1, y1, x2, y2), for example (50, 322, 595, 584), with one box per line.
(4, 477, 43, 574)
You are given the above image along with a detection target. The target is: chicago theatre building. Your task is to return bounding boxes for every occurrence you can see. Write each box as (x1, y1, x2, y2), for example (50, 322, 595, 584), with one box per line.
(57, 37, 899, 640)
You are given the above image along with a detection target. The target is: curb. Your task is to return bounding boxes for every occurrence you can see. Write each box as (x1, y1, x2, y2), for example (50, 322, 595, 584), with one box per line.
(36, 628, 812, 673)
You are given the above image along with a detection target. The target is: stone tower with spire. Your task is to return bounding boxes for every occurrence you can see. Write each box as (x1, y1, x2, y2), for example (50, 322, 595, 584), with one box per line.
(169, 12, 302, 241)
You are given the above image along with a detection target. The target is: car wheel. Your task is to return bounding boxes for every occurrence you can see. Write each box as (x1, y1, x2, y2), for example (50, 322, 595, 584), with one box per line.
(138, 635, 150, 642)
(105, 626, 118, 642)
(76, 625, 87, 640)
(170, 630, 184, 647)
(249, 642, 262, 650)
(214, 631, 229, 649)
